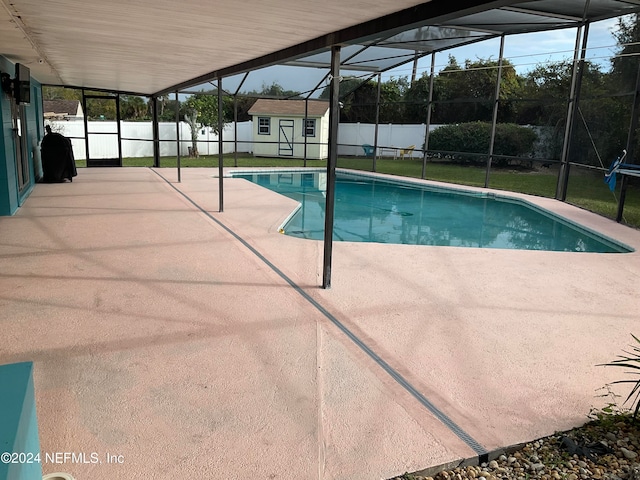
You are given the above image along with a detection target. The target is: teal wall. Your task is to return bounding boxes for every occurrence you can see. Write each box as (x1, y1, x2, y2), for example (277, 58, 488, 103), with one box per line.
(0, 55, 43, 216)
(26, 82, 44, 181)
(0, 362, 43, 480)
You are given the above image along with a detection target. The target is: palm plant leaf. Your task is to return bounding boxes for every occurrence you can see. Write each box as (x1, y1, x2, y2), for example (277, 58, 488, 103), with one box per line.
(599, 334, 640, 420)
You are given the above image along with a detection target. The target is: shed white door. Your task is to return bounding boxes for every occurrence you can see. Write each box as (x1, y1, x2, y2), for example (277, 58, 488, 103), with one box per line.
(278, 120, 294, 156)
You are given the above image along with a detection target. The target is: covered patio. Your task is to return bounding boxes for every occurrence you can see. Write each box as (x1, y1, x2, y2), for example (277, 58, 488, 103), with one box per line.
(1, 167, 639, 479)
(3, 0, 640, 478)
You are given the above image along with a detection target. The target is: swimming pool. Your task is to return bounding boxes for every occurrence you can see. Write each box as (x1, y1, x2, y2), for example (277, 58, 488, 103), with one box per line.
(231, 169, 632, 253)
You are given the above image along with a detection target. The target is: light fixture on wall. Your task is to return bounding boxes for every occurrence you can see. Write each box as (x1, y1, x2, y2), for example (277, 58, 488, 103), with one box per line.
(0, 72, 12, 96)
(0, 63, 31, 104)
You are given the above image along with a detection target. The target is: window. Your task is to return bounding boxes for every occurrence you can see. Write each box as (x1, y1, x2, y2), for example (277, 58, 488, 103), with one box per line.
(258, 117, 270, 135)
(303, 118, 316, 137)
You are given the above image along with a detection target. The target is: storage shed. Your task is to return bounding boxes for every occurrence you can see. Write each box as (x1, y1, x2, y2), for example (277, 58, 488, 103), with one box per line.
(248, 99, 329, 159)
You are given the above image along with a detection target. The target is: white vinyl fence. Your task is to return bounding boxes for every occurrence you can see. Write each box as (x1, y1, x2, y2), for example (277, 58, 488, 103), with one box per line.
(51, 121, 253, 160)
(49, 120, 436, 160)
(337, 123, 440, 157)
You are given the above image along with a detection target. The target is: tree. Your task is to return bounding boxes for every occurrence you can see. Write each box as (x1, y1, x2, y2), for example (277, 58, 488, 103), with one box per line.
(337, 78, 380, 123)
(432, 56, 520, 124)
(319, 76, 364, 101)
(233, 95, 257, 122)
(404, 72, 431, 123)
(229, 82, 301, 122)
(257, 82, 301, 98)
(517, 58, 629, 166)
(120, 95, 149, 121)
(379, 77, 409, 123)
(318, 76, 409, 123)
(428, 122, 537, 166)
(609, 14, 640, 162)
(157, 98, 180, 122)
(182, 91, 232, 155)
(517, 61, 572, 127)
(82, 91, 118, 121)
(611, 14, 640, 92)
(319, 76, 370, 122)
(44, 87, 146, 121)
(42, 86, 82, 101)
(157, 94, 170, 119)
(572, 62, 626, 166)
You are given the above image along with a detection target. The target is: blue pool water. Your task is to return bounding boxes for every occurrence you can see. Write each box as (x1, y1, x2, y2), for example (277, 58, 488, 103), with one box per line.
(232, 170, 631, 253)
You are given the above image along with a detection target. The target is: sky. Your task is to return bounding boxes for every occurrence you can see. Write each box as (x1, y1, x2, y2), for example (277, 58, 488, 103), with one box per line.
(388, 17, 621, 80)
(203, 17, 624, 98)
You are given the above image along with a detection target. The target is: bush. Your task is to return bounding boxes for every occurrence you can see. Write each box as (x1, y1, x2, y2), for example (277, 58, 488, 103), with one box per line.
(428, 122, 538, 167)
(599, 334, 640, 421)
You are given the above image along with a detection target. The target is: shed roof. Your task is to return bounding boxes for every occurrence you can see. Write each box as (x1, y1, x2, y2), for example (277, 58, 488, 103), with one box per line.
(43, 100, 81, 115)
(248, 99, 329, 117)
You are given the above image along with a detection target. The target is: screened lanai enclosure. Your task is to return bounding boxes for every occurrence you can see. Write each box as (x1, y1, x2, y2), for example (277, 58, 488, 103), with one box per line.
(5, 2, 640, 480)
(35, 1, 640, 236)
(4, 0, 640, 283)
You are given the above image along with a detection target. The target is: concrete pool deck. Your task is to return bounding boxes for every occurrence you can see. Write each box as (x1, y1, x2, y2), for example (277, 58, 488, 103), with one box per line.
(1, 167, 639, 480)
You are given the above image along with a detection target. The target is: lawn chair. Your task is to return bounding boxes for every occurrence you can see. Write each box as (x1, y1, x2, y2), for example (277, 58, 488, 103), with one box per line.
(399, 145, 415, 159)
(362, 144, 375, 157)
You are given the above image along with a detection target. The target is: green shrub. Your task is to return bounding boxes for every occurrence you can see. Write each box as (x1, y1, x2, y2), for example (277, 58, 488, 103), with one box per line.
(428, 122, 538, 167)
(599, 334, 640, 421)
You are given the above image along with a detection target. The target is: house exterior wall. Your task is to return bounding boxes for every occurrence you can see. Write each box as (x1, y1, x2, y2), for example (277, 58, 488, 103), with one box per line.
(0, 362, 43, 480)
(0, 55, 43, 215)
(252, 112, 329, 159)
(43, 100, 83, 121)
(74, 103, 84, 119)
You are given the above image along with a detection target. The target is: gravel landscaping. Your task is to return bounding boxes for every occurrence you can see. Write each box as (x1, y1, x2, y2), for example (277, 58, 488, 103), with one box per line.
(390, 412, 640, 480)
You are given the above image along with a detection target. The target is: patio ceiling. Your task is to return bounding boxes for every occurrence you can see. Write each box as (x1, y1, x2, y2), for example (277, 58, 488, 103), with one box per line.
(2, 0, 640, 97)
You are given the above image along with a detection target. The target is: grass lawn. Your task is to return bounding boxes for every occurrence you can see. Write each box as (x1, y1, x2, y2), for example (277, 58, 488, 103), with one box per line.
(74, 154, 640, 228)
